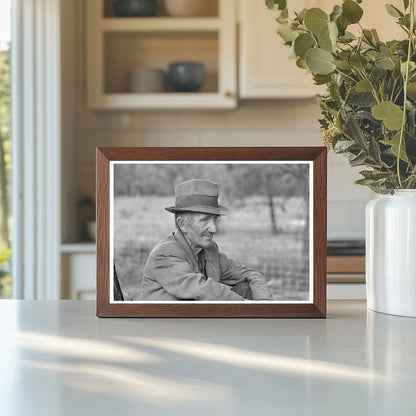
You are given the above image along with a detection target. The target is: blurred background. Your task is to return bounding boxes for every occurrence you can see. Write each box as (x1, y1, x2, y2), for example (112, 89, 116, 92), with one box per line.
(113, 163, 310, 301)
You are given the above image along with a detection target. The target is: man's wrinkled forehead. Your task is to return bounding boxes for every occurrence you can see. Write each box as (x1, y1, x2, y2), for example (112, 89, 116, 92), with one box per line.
(183, 212, 219, 223)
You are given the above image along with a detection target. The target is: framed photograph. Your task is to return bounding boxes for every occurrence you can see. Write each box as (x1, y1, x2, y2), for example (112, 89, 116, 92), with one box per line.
(96, 147, 327, 318)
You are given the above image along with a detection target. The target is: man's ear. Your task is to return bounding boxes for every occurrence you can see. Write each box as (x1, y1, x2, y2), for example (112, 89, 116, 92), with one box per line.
(176, 216, 187, 231)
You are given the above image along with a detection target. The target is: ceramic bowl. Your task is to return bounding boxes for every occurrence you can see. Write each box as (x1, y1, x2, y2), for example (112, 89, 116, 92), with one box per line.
(164, 0, 217, 17)
(168, 62, 205, 92)
(114, 0, 158, 17)
(128, 68, 167, 93)
(86, 221, 96, 241)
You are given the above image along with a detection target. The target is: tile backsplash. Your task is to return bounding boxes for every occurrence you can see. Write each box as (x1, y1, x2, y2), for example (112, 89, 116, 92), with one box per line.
(73, 100, 374, 241)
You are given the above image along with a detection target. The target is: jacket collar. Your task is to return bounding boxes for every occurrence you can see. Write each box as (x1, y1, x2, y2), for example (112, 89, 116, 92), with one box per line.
(172, 230, 200, 272)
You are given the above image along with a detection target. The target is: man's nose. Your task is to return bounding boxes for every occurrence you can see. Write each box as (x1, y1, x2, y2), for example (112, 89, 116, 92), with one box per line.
(207, 218, 217, 233)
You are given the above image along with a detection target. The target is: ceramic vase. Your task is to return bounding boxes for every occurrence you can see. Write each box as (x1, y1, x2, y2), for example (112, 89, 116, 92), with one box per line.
(366, 190, 416, 317)
(114, 0, 157, 17)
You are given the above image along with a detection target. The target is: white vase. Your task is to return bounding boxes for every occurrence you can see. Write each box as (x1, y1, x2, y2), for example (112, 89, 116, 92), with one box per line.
(366, 190, 416, 317)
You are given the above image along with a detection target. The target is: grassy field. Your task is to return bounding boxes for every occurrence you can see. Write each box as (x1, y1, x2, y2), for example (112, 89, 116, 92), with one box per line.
(114, 195, 309, 301)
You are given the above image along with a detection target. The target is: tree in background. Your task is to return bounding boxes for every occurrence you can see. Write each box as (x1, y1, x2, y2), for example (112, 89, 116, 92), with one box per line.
(0, 43, 11, 298)
(0, 45, 10, 248)
(114, 163, 309, 235)
(221, 164, 309, 235)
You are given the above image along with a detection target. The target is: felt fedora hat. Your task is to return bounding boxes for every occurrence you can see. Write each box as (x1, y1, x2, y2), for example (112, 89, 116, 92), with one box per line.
(165, 179, 229, 215)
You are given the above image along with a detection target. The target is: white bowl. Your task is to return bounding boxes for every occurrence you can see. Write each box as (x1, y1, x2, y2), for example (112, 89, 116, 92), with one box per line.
(164, 0, 217, 17)
(86, 221, 96, 241)
(128, 68, 167, 93)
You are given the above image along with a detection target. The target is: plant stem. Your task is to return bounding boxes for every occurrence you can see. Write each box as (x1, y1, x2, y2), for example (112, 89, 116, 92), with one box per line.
(358, 69, 381, 104)
(334, 68, 358, 84)
(397, 0, 415, 188)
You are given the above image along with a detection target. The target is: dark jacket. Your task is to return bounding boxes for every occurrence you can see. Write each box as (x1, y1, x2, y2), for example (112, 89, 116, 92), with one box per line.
(139, 231, 272, 301)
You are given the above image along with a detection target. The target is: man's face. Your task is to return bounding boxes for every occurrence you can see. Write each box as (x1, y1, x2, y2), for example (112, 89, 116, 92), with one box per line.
(180, 213, 219, 251)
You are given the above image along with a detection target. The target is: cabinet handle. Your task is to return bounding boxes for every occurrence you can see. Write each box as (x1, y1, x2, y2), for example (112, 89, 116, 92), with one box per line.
(224, 91, 234, 99)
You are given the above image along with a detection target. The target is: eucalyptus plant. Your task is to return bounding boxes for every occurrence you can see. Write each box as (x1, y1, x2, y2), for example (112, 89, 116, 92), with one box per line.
(266, 0, 416, 193)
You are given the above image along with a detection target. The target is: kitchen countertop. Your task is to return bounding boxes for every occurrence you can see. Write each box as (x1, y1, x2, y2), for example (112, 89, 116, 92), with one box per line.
(0, 300, 415, 415)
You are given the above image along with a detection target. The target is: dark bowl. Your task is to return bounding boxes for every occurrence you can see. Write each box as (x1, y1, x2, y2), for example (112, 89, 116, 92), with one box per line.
(168, 62, 205, 92)
(114, 0, 157, 17)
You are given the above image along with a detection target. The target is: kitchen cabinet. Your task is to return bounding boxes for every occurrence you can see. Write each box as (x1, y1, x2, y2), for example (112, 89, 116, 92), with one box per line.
(238, 0, 325, 99)
(60, 248, 365, 300)
(61, 244, 96, 300)
(86, 0, 237, 109)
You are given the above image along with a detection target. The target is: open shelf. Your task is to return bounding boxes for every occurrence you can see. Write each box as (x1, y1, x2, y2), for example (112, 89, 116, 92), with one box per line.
(101, 17, 221, 31)
(104, 31, 218, 94)
(86, 0, 236, 109)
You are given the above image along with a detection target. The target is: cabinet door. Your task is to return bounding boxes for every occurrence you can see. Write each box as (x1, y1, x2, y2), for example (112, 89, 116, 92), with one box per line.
(239, 0, 404, 99)
(61, 253, 96, 300)
(239, 0, 326, 99)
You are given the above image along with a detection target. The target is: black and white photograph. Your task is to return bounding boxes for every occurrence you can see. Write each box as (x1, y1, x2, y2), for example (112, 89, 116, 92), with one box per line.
(110, 161, 313, 303)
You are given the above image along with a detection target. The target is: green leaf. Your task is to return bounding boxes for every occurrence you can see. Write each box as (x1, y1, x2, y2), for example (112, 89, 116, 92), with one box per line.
(330, 5, 342, 22)
(350, 54, 368, 70)
(328, 21, 338, 44)
(344, 114, 367, 147)
(306, 48, 335, 75)
(318, 27, 334, 52)
(296, 8, 307, 23)
(348, 92, 377, 107)
(363, 29, 376, 46)
(350, 152, 367, 167)
(355, 178, 377, 186)
(339, 31, 356, 43)
(333, 60, 353, 70)
(276, 14, 287, 24)
(372, 101, 404, 130)
(296, 57, 308, 69)
(403, 0, 410, 10)
(401, 61, 416, 76)
(369, 136, 382, 163)
(378, 78, 386, 100)
(313, 74, 332, 85)
(342, 0, 364, 24)
(294, 33, 316, 58)
(304, 8, 329, 35)
(360, 170, 391, 181)
(336, 15, 348, 36)
(334, 139, 355, 151)
(356, 79, 372, 92)
(266, 0, 287, 11)
(387, 132, 409, 162)
(385, 4, 404, 18)
(277, 23, 298, 43)
(375, 55, 395, 70)
(407, 82, 416, 99)
(371, 29, 380, 42)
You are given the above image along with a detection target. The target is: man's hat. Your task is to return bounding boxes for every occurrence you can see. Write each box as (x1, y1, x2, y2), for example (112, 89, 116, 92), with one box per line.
(165, 179, 229, 215)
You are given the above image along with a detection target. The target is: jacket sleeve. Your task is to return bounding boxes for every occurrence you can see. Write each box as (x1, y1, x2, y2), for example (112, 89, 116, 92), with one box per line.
(218, 251, 272, 300)
(150, 252, 245, 301)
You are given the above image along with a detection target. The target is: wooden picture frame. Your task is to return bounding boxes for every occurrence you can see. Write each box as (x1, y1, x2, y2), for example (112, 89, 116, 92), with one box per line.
(96, 147, 327, 318)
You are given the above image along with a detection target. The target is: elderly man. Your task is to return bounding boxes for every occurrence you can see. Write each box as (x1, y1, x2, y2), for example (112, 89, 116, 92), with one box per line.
(139, 179, 272, 301)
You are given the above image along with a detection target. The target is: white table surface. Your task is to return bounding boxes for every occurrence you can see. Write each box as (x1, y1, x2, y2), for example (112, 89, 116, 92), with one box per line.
(0, 300, 415, 416)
